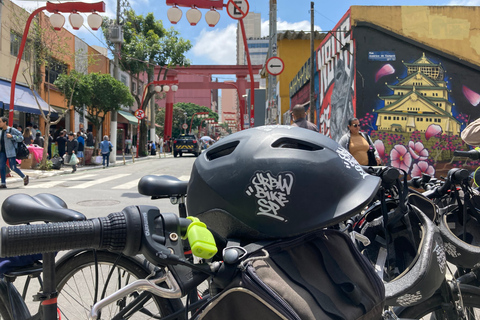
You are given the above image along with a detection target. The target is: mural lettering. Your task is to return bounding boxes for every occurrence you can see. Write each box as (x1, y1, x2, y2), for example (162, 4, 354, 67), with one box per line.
(317, 13, 354, 142)
(245, 171, 294, 222)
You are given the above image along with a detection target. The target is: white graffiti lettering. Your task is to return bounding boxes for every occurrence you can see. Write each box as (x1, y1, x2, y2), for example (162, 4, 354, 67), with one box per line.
(336, 147, 369, 179)
(434, 241, 446, 273)
(246, 172, 294, 221)
(319, 103, 331, 137)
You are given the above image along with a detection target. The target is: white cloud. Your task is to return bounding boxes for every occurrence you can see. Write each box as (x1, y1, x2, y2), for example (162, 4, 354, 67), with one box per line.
(261, 19, 321, 37)
(191, 24, 237, 65)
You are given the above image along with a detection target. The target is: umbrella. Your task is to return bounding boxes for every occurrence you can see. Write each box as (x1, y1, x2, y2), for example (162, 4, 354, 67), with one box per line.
(200, 136, 213, 142)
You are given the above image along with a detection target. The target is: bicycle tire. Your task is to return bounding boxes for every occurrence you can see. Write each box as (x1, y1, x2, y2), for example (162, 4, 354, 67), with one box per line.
(0, 279, 31, 320)
(396, 284, 480, 319)
(55, 249, 182, 319)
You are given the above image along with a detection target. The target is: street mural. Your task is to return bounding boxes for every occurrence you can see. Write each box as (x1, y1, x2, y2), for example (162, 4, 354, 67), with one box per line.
(354, 29, 478, 178)
(317, 11, 354, 142)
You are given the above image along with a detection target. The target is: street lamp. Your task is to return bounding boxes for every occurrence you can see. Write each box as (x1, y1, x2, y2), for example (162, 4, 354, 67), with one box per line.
(189, 112, 209, 133)
(9, 1, 105, 126)
(199, 117, 215, 134)
(136, 79, 179, 157)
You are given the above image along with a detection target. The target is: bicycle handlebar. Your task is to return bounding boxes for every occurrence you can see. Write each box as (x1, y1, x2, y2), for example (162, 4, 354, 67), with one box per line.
(423, 168, 469, 199)
(454, 149, 480, 160)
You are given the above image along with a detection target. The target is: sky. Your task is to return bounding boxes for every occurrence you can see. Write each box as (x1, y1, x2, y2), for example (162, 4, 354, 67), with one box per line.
(10, 0, 480, 67)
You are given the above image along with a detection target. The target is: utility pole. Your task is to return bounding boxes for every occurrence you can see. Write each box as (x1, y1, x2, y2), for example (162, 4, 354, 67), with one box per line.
(309, 1, 315, 122)
(268, 0, 277, 124)
(110, 0, 121, 164)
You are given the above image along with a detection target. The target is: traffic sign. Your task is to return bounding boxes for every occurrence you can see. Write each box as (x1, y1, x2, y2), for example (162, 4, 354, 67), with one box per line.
(227, 0, 249, 20)
(134, 109, 145, 120)
(182, 123, 188, 130)
(266, 57, 284, 76)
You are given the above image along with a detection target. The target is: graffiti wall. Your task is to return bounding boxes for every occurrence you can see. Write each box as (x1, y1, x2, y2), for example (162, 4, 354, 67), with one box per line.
(316, 10, 355, 142)
(354, 24, 480, 177)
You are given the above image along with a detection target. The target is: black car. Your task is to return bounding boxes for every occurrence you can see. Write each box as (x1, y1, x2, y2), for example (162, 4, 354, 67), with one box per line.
(173, 134, 202, 157)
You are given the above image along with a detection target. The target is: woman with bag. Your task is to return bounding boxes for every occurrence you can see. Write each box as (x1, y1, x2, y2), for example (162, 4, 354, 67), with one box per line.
(0, 117, 29, 188)
(65, 132, 78, 173)
(99, 135, 113, 168)
(338, 118, 381, 166)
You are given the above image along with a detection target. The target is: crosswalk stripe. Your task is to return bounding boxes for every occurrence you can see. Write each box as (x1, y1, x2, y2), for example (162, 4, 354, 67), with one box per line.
(68, 174, 97, 180)
(26, 180, 64, 189)
(112, 178, 141, 190)
(70, 174, 130, 189)
(178, 175, 190, 181)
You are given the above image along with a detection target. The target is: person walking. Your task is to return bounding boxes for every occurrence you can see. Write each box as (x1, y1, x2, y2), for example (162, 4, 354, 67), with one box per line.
(65, 132, 78, 173)
(56, 131, 67, 158)
(291, 102, 319, 132)
(47, 130, 54, 159)
(76, 131, 85, 165)
(338, 118, 381, 166)
(0, 116, 29, 188)
(99, 135, 113, 168)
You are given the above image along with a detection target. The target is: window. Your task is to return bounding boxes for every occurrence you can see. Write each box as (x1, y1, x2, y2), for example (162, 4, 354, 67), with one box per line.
(132, 82, 137, 94)
(45, 59, 67, 84)
(10, 32, 31, 61)
(121, 74, 127, 86)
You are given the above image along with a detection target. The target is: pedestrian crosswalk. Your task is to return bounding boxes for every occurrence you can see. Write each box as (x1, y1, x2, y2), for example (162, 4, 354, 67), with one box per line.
(26, 174, 190, 190)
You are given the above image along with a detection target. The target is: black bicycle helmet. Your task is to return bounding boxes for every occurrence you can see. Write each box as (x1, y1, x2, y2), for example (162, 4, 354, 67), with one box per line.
(437, 188, 480, 269)
(357, 193, 446, 307)
(187, 125, 381, 240)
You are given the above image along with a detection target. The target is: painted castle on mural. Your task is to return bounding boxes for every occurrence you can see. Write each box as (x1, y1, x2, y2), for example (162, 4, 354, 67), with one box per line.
(376, 53, 460, 136)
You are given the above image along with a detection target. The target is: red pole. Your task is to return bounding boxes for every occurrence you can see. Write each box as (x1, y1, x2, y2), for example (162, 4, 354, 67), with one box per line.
(9, 7, 45, 126)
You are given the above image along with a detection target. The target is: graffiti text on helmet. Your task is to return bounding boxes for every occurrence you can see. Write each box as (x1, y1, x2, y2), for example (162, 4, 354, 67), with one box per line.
(246, 171, 294, 222)
(336, 147, 369, 179)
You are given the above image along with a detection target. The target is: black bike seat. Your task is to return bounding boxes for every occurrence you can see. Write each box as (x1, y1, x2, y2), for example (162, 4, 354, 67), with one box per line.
(138, 175, 188, 198)
(2, 193, 86, 225)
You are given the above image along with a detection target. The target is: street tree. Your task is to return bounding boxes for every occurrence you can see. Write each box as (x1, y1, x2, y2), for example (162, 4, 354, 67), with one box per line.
(102, 9, 191, 156)
(55, 72, 134, 151)
(155, 103, 218, 138)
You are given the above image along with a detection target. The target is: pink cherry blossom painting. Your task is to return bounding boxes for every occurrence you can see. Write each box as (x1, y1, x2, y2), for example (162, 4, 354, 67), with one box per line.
(375, 64, 395, 83)
(463, 85, 480, 106)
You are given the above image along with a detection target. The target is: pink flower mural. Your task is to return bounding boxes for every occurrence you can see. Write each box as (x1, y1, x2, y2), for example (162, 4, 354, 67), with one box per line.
(411, 161, 435, 178)
(374, 140, 385, 158)
(408, 141, 429, 161)
(463, 85, 480, 106)
(375, 64, 395, 83)
(425, 124, 442, 141)
(390, 145, 412, 173)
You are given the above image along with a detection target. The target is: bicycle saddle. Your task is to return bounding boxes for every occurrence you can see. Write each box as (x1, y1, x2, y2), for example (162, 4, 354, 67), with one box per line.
(2, 193, 86, 225)
(137, 175, 188, 198)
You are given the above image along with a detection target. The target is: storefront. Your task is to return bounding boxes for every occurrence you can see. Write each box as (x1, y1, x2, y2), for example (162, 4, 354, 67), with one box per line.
(117, 110, 138, 154)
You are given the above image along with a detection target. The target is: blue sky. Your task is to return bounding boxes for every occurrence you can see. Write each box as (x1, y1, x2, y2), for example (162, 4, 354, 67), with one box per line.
(12, 0, 480, 66)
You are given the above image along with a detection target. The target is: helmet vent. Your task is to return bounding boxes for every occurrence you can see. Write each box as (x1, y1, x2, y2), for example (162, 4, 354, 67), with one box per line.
(271, 138, 323, 151)
(206, 141, 240, 160)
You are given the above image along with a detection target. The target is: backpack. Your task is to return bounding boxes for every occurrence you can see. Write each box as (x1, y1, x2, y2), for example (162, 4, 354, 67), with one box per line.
(9, 129, 30, 160)
(195, 229, 385, 320)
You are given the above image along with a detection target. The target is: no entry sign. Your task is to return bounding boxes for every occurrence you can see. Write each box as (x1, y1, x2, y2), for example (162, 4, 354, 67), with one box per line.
(266, 56, 285, 76)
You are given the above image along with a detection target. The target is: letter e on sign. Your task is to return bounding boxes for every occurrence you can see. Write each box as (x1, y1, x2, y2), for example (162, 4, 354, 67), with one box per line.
(227, 0, 249, 20)
(266, 57, 285, 76)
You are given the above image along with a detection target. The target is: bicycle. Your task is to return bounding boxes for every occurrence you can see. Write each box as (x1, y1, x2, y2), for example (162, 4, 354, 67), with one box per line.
(356, 165, 480, 319)
(0, 193, 183, 320)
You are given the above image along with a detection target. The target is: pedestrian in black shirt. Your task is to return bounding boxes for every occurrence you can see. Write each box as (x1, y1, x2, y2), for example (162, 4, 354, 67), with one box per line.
(56, 131, 67, 158)
(65, 132, 78, 173)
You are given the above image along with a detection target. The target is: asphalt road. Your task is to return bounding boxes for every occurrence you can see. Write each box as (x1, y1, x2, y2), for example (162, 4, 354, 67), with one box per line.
(0, 154, 198, 228)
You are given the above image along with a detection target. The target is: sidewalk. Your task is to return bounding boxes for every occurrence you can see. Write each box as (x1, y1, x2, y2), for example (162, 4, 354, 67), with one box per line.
(7, 151, 173, 184)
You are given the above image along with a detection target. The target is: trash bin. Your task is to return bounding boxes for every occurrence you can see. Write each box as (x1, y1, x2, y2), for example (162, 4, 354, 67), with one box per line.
(84, 147, 94, 165)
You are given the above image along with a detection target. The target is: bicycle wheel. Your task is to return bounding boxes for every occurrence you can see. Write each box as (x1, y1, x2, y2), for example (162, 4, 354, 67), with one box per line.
(396, 284, 480, 319)
(0, 279, 31, 320)
(55, 249, 182, 319)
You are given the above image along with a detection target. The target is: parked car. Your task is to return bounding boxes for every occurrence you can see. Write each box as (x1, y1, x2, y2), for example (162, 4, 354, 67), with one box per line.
(173, 134, 201, 157)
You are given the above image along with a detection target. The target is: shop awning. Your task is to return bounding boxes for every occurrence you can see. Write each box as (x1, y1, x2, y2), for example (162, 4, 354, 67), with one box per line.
(118, 110, 138, 125)
(0, 79, 55, 115)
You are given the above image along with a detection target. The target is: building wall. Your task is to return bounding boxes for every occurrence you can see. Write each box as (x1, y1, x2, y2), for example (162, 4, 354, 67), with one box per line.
(156, 73, 213, 110)
(221, 86, 237, 119)
(237, 12, 261, 65)
(350, 6, 480, 68)
(312, 6, 480, 178)
(277, 35, 322, 124)
(0, 0, 34, 84)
